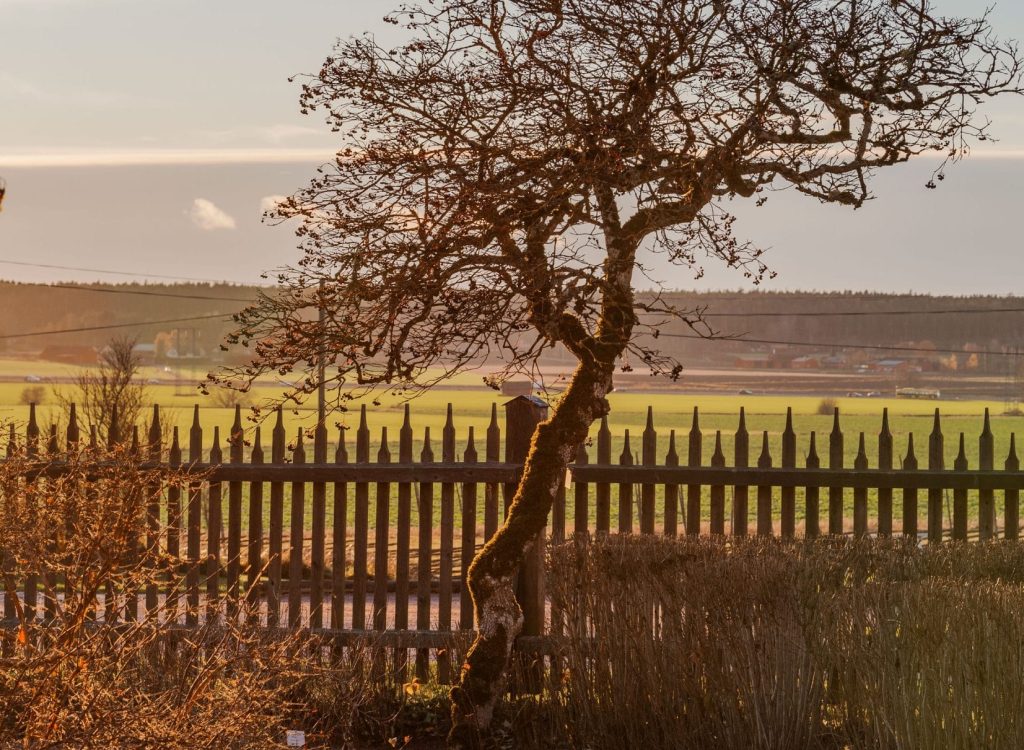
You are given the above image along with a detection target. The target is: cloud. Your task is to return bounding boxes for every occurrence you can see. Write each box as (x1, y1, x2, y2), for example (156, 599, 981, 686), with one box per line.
(0, 148, 334, 168)
(259, 194, 288, 215)
(189, 199, 236, 231)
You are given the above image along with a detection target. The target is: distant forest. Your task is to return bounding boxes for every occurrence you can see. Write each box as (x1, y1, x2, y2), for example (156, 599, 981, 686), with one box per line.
(1, 282, 1022, 370)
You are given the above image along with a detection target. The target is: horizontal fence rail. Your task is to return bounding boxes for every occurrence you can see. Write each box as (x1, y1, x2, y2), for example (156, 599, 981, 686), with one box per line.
(1, 399, 1022, 665)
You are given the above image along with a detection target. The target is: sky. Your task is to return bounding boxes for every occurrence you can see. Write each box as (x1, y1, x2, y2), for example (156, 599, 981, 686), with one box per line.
(1, 0, 1023, 294)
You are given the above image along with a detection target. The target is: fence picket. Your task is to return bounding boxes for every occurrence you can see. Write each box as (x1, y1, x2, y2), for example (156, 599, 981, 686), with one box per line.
(710, 432, 725, 535)
(227, 407, 244, 622)
(415, 427, 434, 681)
(395, 407, 413, 677)
(953, 434, 969, 541)
(1007, 435, 1020, 540)
(781, 409, 796, 538)
(267, 408, 286, 627)
(928, 410, 944, 543)
(980, 410, 995, 539)
(903, 434, 919, 539)
(687, 408, 702, 536)
(854, 433, 868, 538)
(805, 432, 820, 538)
(167, 427, 182, 619)
(353, 408, 370, 631)
(461, 427, 478, 632)
(247, 427, 264, 621)
(145, 406, 162, 617)
(331, 428, 349, 629)
(574, 442, 590, 537)
(438, 406, 456, 684)
(374, 428, 391, 633)
(757, 431, 772, 537)
(733, 409, 749, 537)
(186, 407, 202, 626)
(641, 408, 656, 535)
(310, 420, 328, 628)
(618, 430, 634, 534)
(288, 429, 306, 628)
(207, 426, 223, 625)
(484, 405, 500, 541)
(829, 409, 844, 536)
(664, 431, 679, 537)
(878, 410, 894, 537)
(596, 416, 611, 535)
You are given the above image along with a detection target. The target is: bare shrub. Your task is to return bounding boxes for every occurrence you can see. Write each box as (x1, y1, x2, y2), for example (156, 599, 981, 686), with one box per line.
(817, 397, 839, 415)
(54, 335, 145, 443)
(0, 447, 312, 748)
(18, 385, 45, 405)
(549, 537, 1024, 750)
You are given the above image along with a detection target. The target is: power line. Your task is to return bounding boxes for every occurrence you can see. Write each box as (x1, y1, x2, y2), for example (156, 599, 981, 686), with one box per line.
(659, 331, 1021, 357)
(704, 305, 1024, 315)
(33, 282, 254, 303)
(0, 313, 231, 341)
(0, 259, 255, 285)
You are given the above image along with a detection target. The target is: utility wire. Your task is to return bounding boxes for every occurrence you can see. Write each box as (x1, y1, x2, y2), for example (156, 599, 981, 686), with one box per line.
(0, 259, 254, 285)
(702, 306, 1024, 318)
(0, 313, 231, 341)
(29, 282, 254, 303)
(658, 331, 1021, 357)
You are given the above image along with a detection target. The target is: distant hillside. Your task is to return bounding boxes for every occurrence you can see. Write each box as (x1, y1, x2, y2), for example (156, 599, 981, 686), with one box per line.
(0, 281, 261, 357)
(1, 283, 1022, 373)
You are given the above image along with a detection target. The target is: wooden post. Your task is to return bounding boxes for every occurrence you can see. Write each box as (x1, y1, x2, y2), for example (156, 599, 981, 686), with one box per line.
(484, 405, 501, 541)
(504, 396, 548, 636)
(504, 395, 548, 690)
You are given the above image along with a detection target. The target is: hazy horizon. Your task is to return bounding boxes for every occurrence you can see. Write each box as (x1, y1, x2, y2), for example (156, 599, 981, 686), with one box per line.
(2, 0, 1024, 294)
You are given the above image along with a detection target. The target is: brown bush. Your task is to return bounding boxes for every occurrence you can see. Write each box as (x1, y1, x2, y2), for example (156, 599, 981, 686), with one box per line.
(548, 536, 1024, 750)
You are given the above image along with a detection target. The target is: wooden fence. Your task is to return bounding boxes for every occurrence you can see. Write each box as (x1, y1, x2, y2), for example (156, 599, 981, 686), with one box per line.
(3, 398, 1024, 676)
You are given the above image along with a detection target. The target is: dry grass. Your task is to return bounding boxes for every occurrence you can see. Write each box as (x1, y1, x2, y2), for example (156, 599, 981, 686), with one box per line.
(548, 536, 1024, 750)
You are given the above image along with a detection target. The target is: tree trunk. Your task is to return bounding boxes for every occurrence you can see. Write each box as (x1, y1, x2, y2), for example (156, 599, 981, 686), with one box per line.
(448, 358, 613, 747)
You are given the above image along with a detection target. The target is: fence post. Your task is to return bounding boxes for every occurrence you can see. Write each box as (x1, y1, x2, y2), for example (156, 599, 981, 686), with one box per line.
(504, 395, 548, 688)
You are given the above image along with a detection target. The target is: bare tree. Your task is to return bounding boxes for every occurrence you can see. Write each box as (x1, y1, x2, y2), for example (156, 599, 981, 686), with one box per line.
(218, 0, 1021, 743)
(57, 335, 145, 443)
